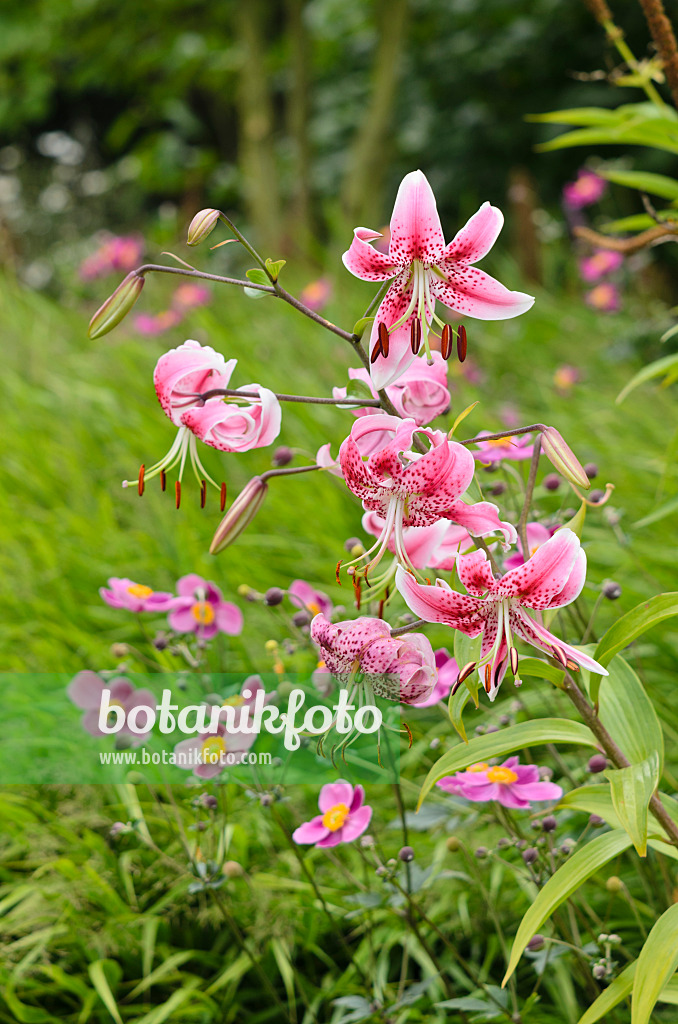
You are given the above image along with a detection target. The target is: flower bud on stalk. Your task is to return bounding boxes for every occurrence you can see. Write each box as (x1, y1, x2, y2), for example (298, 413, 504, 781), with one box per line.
(187, 208, 221, 246)
(540, 426, 590, 490)
(88, 272, 145, 338)
(210, 477, 268, 554)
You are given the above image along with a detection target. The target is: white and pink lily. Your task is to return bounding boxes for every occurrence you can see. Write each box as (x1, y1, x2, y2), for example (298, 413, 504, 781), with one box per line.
(339, 414, 515, 586)
(343, 170, 534, 387)
(333, 353, 451, 427)
(395, 528, 607, 700)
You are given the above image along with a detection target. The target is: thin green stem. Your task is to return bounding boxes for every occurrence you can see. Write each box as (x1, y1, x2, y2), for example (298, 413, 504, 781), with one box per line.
(518, 436, 542, 558)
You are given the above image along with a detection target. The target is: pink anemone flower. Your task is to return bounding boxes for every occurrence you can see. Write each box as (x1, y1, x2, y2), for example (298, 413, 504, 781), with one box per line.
(339, 414, 515, 586)
(293, 781, 372, 847)
(168, 573, 243, 639)
(342, 169, 534, 387)
(474, 431, 534, 465)
(579, 250, 624, 282)
(310, 614, 437, 704)
(288, 579, 333, 619)
(563, 170, 606, 209)
(504, 523, 556, 571)
(395, 528, 607, 701)
(100, 577, 175, 613)
(173, 676, 275, 779)
(67, 672, 156, 746)
(437, 757, 563, 808)
(333, 354, 451, 427)
(585, 282, 621, 314)
(413, 649, 459, 707)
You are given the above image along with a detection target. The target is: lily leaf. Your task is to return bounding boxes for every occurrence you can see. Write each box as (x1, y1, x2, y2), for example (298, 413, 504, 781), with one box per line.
(604, 752, 660, 855)
(632, 903, 678, 1024)
(594, 594, 678, 666)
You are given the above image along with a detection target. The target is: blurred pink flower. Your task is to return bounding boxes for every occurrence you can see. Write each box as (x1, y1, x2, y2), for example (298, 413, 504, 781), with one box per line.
(100, 577, 175, 613)
(474, 431, 534, 465)
(67, 672, 156, 746)
(585, 282, 621, 313)
(299, 277, 333, 311)
(362, 512, 474, 571)
(310, 613, 437, 704)
(293, 781, 372, 847)
(133, 310, 182, 336)
(80, 234, 144, 281)
(413, 649, 459, 707)
(553, 364, 581, 394)
(333, 354, 451, 427)
(579, 250, 624, 282)
(173, 677, 275, 779)
(171, 282, 211, 311)
(437, 756, 563, 809)
(168, 573, 243, 639)
(288, 579, 333, 618)
(563, 170, 606, 209)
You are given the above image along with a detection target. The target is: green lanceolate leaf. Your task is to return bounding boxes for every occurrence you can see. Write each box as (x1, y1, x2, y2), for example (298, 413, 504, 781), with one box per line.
(594, 656, 664, 771)
(503, 830, 633, 985)
(604, 752, 660, 855)
(518, 657, 565, 686)
(617, 353, 678, 404)
(595, 594, 678, 666)
(448, 634, 481, 742)
(88, 960, 123, 1024)
(418, 718, 597, 807)
(598, 168, 678, 200)
(632, 903, 678, 1024)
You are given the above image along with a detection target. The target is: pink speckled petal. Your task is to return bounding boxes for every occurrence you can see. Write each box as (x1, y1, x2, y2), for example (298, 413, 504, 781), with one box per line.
(445, 499, 517, 547)
(395, 567, 487, 636)
(388, 170, 445, 263)
(441, 202, 504, 264)
(431, 267, 535, 321)
(547, 547, 587, 609)
(342, 227, 398, 282)
(367, 283, 420, 390)
(456, 548, 496, 596)
(497, 529, 580, 608)
(511, 607, 608, 676)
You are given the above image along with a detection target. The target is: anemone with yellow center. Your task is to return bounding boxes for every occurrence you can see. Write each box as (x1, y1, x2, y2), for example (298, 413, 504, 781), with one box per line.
(192, 601, 216, 626)
(201, 735, 227, 763)
(485, 765, 518, 785)
(127, 583, 154, 599)
(222, 694, 245, 708)
(321, 803, 350, 832)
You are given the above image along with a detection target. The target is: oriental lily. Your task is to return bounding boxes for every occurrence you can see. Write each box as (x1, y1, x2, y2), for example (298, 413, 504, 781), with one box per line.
(343, 170, 534, 388)
(395, 528, 607, 701)
(339, 414, 515, 593)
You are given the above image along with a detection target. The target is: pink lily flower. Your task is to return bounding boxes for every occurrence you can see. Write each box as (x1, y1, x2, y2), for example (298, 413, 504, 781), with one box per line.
(100, 577, 175, 613)
(362, 512, 474, 571)
(315, 442, 343, 478)
(173, 676, 275, 779)
(437, 756, 563, 809)
(67, 671, 156, 746)
(474, 431, 534, 465)
(579, 250, 624, 283)
(339, 414, 515, 583)
(342, 169, 534, 387)
(413, 649, 459, 707)
(182, 382, 281, 453)
(168, 573, 243, 639)
(310, 614, 437, 704)
(333, 354, 451, 427)
(288, 579, 333, 618)
(395, 528, 607, 700)
(585, 282, 621, 314)
(503, 523, 556, 571)
(563, 169, 606, 209)
(293, 781, 372, 847)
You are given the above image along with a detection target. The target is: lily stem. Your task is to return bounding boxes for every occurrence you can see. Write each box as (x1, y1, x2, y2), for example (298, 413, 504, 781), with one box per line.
(518, 435, 542, 558)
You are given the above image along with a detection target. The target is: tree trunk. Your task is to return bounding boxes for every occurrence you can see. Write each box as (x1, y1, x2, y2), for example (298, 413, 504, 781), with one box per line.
(341, 0, 409, 225)
(284, 0, 315, 257)
(234, 0, 283, 253)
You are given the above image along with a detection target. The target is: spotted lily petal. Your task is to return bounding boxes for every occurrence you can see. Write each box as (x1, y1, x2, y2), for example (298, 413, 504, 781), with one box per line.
(395, 567, 487, 636)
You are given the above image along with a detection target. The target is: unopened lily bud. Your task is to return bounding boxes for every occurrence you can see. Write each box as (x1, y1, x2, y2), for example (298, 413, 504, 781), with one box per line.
(88, 272, 145, 338)
(187, 208, 221, 246)
(541, 426, 590, 490)
(210, 477, 268, 554)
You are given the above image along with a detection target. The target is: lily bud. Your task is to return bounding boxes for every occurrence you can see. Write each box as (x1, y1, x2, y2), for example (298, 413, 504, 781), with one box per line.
(187, 208, 221, 246)
(210, 477, 268, 554)
(88, 272, 145, 338)
(541, 426, 590, 490)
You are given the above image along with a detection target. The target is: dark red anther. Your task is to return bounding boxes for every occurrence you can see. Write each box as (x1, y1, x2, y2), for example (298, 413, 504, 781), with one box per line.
(160, 469, 166, 492)
(353, 575, 361, 610)
(484, 664, 492, 693)
(510, 647, 519, 676)
(175, 480, 181, 509)
(220, 482, 227, 511)
(552, 646, 568, 668)
(410, 319, 422, 355)
(200, 479, 207, 509)
(335, 560, 343, 585)
(138, 464, 145, 497)
(402, 721, 413, 748)
(425, 577, 431, 585)
(457, 324, 467, 363)
(370, 339, 383, 364)
(457, 661, 477, 685)
(440, 324, 453, 360)
(377, 598, 386, 619)
(378, 321, 390, 358)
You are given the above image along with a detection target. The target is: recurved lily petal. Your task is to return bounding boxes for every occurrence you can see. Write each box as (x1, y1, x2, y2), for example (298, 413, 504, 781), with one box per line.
(456, 548, 496, 596)
(511, 606, 608, 676)
(395, 567, 487, 636)
(445, 499, 517, 547)
(431, 268, 535, 321)
(441, 201, 504, 264)
(342, 227, 398, 281)
(496, 528, 582, 609)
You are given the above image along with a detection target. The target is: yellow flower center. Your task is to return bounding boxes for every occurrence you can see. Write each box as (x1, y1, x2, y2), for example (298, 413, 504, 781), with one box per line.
(201, 736, 227, 762)
(222, 695, 245, 707)
(127, 583, 153, 598)
(486, 437, 509, 449)
(321, 803, 350, 831)
(467, 762, 489, 773)
(192, 601, 215, 625)
(486, 766, 519, 785)
(307, 601, 322, 615)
